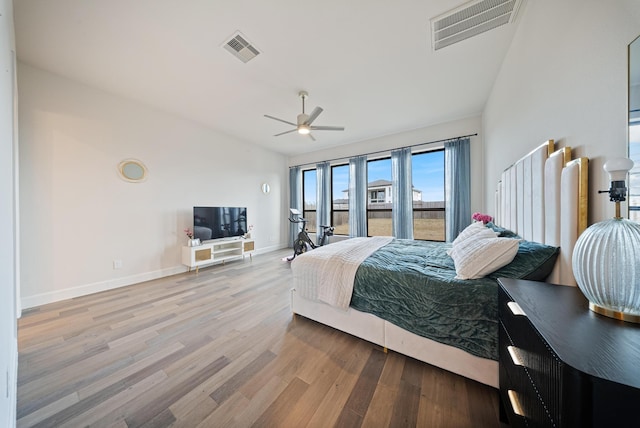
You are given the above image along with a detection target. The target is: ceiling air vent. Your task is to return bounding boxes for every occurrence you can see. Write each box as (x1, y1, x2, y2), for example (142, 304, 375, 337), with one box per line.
(223, 32, 261, 63)
(431, 0, 524, 51)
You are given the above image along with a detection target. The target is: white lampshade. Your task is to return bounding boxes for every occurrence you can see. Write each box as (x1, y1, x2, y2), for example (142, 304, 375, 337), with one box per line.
(603, 157, 634, 181)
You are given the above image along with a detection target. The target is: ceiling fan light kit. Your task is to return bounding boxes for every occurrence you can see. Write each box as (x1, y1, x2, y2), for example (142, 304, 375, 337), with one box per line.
(298, 125, 311, 135)
(265, 91, 345, 141)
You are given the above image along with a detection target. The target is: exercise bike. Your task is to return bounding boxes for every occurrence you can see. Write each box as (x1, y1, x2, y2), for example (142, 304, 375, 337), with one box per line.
(286, 208, 334, 261)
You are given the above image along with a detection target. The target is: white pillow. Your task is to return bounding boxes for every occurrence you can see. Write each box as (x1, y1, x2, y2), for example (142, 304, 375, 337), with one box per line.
(448, 222, 498, 254)
(449, 235, 519, 280)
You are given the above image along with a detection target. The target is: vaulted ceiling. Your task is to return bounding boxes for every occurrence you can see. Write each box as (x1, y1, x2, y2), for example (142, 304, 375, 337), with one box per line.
(14, 0, 524, 156)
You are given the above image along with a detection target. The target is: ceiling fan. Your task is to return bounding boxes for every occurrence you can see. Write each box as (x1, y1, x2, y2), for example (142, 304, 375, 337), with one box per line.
(264, 91, 345, 141)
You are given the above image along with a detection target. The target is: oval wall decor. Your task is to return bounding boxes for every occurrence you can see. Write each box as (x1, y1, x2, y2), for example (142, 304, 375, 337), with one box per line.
(118, 159, 148, 183)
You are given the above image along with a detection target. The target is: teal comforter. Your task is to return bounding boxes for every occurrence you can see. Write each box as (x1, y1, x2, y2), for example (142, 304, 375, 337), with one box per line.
(350, 239, 498, 361)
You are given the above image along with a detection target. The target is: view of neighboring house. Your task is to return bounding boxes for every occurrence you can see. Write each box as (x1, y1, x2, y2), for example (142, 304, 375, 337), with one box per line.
(330, 180, 445, 240)
(340, 180, 422, 204)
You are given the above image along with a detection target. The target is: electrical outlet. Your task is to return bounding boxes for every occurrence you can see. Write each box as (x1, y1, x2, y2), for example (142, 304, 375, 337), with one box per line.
(113, 260, 123, 269)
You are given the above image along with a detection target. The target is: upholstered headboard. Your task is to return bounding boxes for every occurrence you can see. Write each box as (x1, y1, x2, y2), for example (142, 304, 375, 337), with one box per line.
(495, 140, 588, 286)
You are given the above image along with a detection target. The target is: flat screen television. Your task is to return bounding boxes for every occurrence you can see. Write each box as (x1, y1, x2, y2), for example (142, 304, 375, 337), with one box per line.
(193, 206, 247, 241)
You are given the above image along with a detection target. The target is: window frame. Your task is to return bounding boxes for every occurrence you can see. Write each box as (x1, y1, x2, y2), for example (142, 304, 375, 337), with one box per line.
(330, 163, 349, 236)
(302, 168, 317, 234)
(411, 148, 446, 242)
(366, 156, 393, 237)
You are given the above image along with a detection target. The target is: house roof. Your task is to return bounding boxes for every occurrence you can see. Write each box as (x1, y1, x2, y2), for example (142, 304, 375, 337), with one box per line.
(368, 179, 392, 187)
(342, 180, 420, 192)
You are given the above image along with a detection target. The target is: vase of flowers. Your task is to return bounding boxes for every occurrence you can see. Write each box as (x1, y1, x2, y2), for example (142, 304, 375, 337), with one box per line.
(244, 224, 254, 239)
(184, 228, 200, 246)
(472, 212, 493, 224)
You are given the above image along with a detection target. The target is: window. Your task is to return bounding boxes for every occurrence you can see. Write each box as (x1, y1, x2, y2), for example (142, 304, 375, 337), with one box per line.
(630, 122, 639, 222)
(412, 150, 445, 241)
(302, 169, 317, 234)
(331, 164, 349, 235)
(369, 189, 386, 203)
(304, 147, 446, 240)
(367, 157, 392, 237)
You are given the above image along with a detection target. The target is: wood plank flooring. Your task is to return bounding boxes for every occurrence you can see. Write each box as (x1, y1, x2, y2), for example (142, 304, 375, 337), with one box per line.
(17, 249, 501, 427)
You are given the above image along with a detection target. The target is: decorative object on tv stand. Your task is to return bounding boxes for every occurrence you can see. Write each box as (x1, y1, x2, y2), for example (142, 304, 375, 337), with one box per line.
(572, 157, 640, 323)
(244, 224, 253, 239)
(184, 228, 201, 247)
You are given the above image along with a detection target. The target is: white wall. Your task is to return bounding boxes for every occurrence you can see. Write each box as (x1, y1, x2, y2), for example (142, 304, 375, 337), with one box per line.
(484, 0, 640, 223)
(18, 63, 288, 308)
(288, 116, 485, 215)
(0, 0, 18, 425)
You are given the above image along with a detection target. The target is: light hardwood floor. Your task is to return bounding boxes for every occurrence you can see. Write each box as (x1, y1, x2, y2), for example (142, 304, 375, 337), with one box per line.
(17, 249, 501, 427)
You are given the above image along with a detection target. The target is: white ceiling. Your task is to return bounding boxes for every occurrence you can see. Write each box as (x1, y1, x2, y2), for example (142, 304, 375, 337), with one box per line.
(13, 0, 523, 156)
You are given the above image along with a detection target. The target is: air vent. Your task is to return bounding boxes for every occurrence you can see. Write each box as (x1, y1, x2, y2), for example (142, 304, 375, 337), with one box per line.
(223, 32, 261, 63)
(431, 0, 524, 51)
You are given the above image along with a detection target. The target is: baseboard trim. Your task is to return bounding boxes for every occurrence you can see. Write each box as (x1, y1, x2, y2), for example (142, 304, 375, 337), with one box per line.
(2, 337, 17, 428)
(21, 245, 289, 309)
(255, 243, 288, 254)
(21, 265, 187, 309)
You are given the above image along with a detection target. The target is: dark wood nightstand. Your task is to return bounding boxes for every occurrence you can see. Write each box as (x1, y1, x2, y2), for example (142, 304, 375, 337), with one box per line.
(498, 278, 640, 427)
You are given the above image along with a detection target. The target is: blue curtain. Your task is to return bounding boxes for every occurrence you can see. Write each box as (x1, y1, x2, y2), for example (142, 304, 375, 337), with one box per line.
(316, 161, 331, 244)
(391, 147, 413, 239)
(445, 137, 471, 242)
(289, 166, 302, 247)
(349, 155, 368, 237)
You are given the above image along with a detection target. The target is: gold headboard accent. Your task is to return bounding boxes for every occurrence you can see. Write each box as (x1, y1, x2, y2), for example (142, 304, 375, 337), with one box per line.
(544, 139, 555, 157)
(567, 157, 589, 235)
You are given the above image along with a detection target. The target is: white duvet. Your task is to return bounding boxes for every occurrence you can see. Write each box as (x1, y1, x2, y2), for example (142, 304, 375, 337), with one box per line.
(291, 236, 393, 310)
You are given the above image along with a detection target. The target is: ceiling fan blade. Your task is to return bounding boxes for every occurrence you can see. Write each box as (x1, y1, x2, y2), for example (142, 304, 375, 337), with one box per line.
(274, 129, 297, 137)
(308, 133, 316, 142)
(264, 114, 297, 127)
(305, 107, 323, 125)
(310, 125, 345, 131)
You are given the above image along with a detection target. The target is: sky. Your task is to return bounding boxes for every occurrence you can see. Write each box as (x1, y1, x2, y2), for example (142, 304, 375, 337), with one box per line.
(303, 149, 445, 203)
(629, 124, 639, 203)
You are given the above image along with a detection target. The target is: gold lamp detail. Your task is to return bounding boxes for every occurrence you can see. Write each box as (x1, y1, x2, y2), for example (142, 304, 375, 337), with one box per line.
(572, 158, 640, 323)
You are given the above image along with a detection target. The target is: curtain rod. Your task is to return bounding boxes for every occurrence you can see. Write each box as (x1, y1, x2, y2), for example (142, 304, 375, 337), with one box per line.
(289, 133, 478, 169)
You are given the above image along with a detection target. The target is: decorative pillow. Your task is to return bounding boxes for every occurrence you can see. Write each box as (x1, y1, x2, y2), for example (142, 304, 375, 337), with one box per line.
(450, 222, 498, 250)
(486, 222, 520, 238)
(490, 240, 560, 281)
(449, 235, 519, 280)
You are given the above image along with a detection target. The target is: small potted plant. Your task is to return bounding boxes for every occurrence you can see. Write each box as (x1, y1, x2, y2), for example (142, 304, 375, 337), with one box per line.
(184, 228, 200, 246)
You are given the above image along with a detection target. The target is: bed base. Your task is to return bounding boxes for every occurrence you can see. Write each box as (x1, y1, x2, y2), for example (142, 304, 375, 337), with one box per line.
(291, 289, 499, 388)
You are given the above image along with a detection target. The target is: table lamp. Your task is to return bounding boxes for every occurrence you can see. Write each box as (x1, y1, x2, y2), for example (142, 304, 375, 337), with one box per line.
(572, 158, 640, 323)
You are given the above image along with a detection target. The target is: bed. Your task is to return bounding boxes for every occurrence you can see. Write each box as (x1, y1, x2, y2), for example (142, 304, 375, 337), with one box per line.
(290, 140, 588, 388)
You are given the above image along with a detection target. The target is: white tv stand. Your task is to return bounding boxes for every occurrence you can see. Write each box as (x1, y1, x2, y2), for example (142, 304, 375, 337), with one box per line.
(182, 238, 255, 272)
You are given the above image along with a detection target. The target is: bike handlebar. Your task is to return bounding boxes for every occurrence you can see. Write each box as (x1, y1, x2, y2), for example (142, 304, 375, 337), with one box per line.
(288, 216, 334, 233)
(288, 216, 307, 224)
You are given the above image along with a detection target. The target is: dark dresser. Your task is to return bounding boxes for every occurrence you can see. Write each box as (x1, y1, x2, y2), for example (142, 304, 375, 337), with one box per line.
(498, 278, 640, 427)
